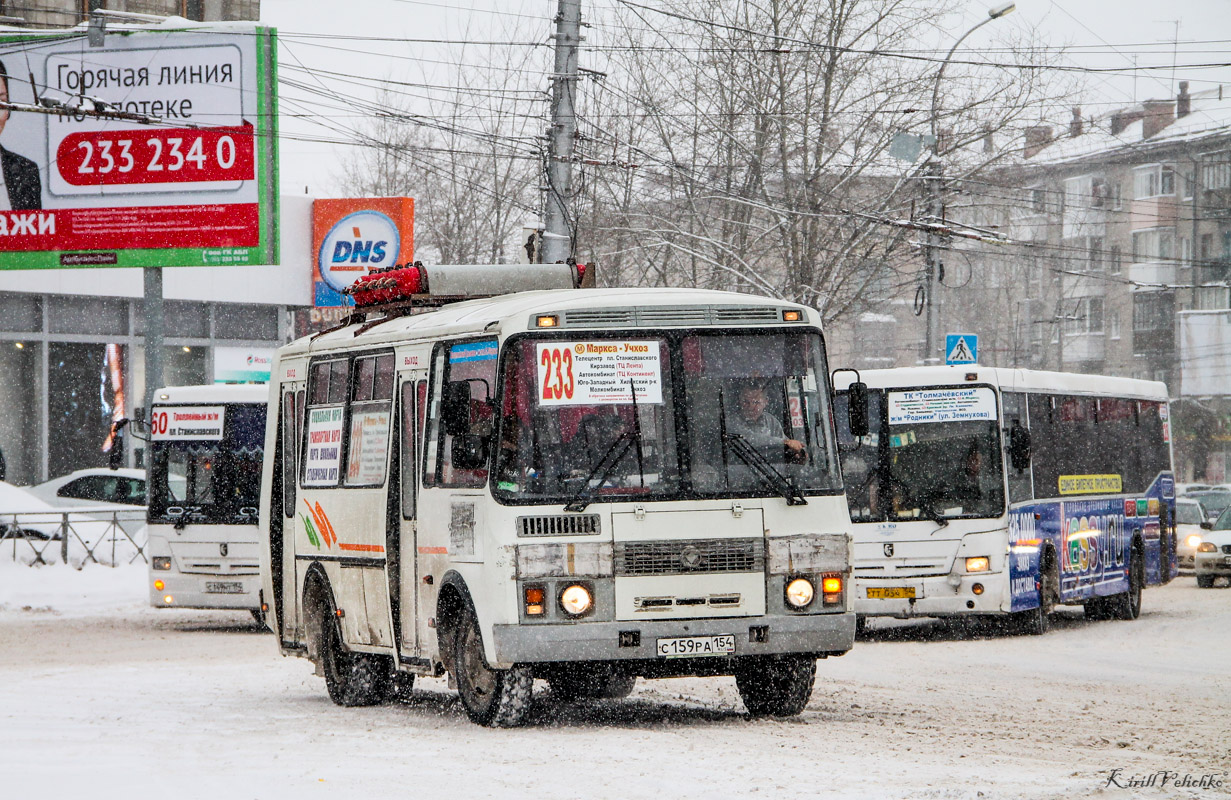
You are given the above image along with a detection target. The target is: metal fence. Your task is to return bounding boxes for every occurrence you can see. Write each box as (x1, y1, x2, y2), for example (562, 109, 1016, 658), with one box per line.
(0, 508, 148, 568)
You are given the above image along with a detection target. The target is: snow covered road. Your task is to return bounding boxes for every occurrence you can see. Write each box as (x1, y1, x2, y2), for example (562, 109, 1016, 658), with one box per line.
(1, 563, 1228, 799)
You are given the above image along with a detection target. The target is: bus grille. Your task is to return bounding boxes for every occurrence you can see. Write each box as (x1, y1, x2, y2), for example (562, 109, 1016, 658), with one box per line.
(517, 514, 601, 537)
(615, 538, 764, 576)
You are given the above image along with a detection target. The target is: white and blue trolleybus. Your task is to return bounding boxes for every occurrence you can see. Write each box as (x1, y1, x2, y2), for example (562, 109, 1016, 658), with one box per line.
(833, 366, 1176, 634)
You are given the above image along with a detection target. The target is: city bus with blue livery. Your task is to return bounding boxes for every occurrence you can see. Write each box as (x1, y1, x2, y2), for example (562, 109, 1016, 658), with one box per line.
(833, 366, 1176, 634)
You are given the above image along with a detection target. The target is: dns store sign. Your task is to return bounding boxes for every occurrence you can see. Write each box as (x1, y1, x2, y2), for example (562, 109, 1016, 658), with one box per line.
(312, 198, 414, 307)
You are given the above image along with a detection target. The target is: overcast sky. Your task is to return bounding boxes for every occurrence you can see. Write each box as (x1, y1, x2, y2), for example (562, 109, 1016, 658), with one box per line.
(259, 0, 1231, 200)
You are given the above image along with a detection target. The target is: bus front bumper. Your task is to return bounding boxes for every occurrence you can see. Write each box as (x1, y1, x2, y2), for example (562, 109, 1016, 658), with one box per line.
(490, 612, 855, 666)
(149, 574, 261, 611)
(854, 572, 1007, 617)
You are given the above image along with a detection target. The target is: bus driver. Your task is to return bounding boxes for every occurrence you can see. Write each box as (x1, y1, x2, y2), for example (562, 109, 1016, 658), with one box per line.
(727, 382, 805, 460)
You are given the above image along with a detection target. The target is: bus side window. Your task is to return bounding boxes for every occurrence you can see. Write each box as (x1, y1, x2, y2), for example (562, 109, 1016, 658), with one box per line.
(1002, 391, 1032, 504)
(423, 340, 497, 489)
(281, 391, 296, 518)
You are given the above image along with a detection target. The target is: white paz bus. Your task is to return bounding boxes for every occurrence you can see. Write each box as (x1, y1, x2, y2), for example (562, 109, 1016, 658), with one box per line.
(146, 385, 268, 621)
(258, 263, 857, 726)
(833, 366, 1176, 634)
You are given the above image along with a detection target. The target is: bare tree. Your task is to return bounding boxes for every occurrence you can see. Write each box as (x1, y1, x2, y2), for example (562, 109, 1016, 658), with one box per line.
(576, 0, 1071, 327)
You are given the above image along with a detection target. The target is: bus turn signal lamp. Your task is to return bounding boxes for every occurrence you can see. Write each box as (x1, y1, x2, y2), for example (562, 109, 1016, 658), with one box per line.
(153, 580, 164, 591)
(965, 556, 990, 573)
(821, 574, 843, 605)
(1198, 542, 1217, 553)
(524, 585, 546, 616)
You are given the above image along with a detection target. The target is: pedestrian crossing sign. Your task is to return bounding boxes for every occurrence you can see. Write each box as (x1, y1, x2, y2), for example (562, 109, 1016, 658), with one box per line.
(945, 334, 978, 365)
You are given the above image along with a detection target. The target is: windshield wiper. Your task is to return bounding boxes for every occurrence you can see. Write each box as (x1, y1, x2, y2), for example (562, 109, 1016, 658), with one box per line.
(564, 380, 644, 513)
(563, 431, 634, 512)
(722, 433, 808, 506)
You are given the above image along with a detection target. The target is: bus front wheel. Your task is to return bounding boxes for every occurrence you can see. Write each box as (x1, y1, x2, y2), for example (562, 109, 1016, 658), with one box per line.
(451, 607, 533, 727)
(734, 655, 816, 718)
(1017, 555, 1058, 636)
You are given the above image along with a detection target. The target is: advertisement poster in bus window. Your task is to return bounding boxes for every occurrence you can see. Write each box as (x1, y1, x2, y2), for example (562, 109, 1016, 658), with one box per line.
(150, 405, 225, 440)
(888, 387, 997, 425)
(0, 26, 278, 270)
(304, 407, 344, 485)
(346, 410, 390, 485)
(536, 341, 663, 405)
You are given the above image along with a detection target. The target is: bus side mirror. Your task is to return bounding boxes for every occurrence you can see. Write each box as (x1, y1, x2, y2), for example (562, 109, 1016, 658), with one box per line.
(1200, 521, 1214, 531)
(1009, 421, 1031, 471)
(133, 406, 147, 432)
(847, 382, 870, 438)
(108, 419, 129, 470)
(442, 381, 473, 437)
(451, 434, 488, 470)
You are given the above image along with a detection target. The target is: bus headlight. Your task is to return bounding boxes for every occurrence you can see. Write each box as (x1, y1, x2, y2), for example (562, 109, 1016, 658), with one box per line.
(559, 584, 593, 616)
(1185, 534, 1203, 549)
(152, 557, 172, 571)
(785, 577, 815, 609)
(965, 556, 990, 573)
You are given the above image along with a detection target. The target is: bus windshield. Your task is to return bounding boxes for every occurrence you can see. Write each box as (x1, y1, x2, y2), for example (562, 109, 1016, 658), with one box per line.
(148, 404, 266, 525)
(839, 386, 1004, 522)
(493, 330, 841, 504)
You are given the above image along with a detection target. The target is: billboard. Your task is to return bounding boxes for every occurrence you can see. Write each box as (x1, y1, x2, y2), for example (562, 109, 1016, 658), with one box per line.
(312, 197, 414, 307)
(0, 24, 277, 270)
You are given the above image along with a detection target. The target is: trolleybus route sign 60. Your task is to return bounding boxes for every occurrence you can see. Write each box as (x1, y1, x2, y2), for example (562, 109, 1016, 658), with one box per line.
(150, 406, 226, 440)
(536, 341, 663, 405)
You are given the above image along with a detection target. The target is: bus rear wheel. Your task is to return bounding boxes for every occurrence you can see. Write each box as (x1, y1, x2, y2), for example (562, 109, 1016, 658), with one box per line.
(317, 603, 389, 707)
(734, 655, 816, 718)
(1110, 549, 1144, 620)
(451, 607, 532, 727)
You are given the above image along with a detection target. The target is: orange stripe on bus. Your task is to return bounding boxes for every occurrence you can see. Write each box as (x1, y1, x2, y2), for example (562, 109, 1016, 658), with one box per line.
(337, 543, 385, 552)
(418, 546, 448, 554)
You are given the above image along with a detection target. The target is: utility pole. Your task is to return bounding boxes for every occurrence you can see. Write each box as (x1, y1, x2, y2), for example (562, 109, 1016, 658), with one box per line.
(923, 160, 944, 364)
(921, 3, 1015, 364)
(542, 0, 581, 265)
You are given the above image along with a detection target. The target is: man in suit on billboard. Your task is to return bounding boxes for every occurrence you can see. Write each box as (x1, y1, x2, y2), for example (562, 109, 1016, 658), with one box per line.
(0, 59, 42, 210)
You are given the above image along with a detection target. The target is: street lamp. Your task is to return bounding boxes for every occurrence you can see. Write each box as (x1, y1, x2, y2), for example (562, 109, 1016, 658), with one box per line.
(922, 2, 1016, 364)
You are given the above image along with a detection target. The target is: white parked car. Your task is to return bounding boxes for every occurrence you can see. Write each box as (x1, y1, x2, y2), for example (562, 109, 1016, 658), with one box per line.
(1176, 498, 1208, 572)
(1177, 482, 1215, 496)
(1195, 510, 1231, 588)
(26, 468, 146, 538)
(26, 467, 146, 509)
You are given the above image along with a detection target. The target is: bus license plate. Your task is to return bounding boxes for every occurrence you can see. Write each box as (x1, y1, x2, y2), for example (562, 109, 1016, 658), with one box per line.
(205, 581, 244, 594)
(656, 634, 736, 659)
(866, 587, 915, 599)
